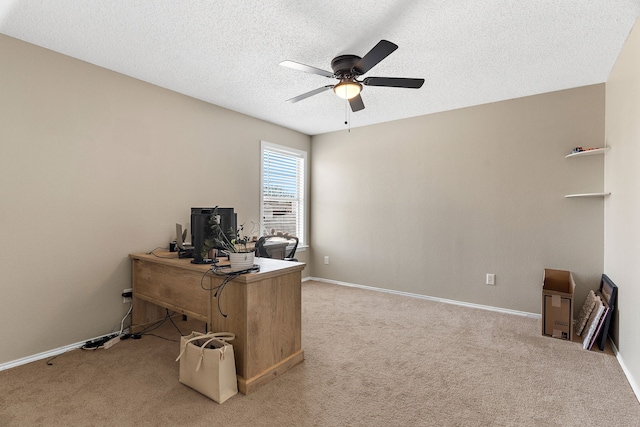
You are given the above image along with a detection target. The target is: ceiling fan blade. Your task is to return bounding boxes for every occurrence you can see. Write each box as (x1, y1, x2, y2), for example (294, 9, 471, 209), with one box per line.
(280, 60, 334, 78)
(349, 94, 365, 112)
(362, 77, 425, 89)
(285, 85, 334, 103)
(353, 40, 398, 74)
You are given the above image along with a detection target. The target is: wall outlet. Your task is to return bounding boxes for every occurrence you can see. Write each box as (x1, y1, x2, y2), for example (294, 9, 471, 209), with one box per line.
(324, 256, 329, 265)
(122, 288, 132, 304)
(486, 274, 495, 286)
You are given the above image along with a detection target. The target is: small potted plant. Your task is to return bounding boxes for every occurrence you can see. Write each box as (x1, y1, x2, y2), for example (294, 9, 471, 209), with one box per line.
(203, 207, 254, 271)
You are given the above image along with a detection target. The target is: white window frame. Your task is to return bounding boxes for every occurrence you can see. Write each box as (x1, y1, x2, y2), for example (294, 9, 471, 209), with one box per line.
(260, 141, 307, 248)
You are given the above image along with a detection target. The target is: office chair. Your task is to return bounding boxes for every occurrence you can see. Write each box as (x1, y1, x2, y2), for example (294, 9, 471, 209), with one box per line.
(256, 235, 298, 262)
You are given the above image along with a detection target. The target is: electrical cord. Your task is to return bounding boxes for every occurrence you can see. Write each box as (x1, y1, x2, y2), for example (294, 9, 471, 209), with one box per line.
(198, 269, 230, 317)
(118, 299, 133, 336)
(61, 303, 182, 355)
(50, 308, 177, 362)
(120, 309, 185, 343)
(167, 310, 186, 337)
(45, 347, 81, 365)
(148, 247, 175, 258)
(81, 335, 119, 351)
(202, 264, 260, 318)
(210, 263, 260, 276)
(81, 297, 135, 351)
(129, 310, 172, 336)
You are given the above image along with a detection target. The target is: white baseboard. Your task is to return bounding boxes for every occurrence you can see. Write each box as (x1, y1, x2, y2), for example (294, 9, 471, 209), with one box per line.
(305, 276, 540, 318)
(0, 332, 114, 372)
(0, 342, 81, 371)
(609, 339, 640, 403)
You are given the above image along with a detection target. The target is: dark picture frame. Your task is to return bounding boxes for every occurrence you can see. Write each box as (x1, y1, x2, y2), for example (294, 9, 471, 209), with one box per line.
(595, 274, 618, 351)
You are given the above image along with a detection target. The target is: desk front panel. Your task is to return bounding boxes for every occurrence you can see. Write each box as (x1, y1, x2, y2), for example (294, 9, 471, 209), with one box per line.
(132, 258, 211, 323)
(247, 273, 302, 377)
(212, 270, 302, 381)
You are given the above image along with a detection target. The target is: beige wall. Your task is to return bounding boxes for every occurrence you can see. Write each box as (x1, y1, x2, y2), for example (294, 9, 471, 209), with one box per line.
(310, 85, 606, 315)
(0, 35, 310, 365)
(605, 18, 640, 395)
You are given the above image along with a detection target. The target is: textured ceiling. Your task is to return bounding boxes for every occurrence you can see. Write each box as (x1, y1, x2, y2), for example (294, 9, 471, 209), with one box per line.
(1, 1, 639, 135)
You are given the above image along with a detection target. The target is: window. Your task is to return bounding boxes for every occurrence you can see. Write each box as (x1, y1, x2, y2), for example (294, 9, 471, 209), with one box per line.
(260, 141, 307, 246)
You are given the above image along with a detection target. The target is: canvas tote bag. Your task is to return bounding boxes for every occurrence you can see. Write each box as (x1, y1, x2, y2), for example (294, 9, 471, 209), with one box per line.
(175, 331, 238, 403)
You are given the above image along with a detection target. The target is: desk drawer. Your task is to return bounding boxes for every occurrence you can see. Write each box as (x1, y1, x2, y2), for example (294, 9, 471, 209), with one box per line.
(133, 259, 210, 320)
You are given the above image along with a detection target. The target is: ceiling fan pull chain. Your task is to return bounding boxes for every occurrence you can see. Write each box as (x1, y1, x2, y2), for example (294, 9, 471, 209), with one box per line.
(344, 98, 351, 132)
(344, 98, 348, 126)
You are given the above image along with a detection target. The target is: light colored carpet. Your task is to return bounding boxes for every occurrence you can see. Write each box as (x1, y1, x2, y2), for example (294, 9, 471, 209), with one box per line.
(1, 280, 638, 426)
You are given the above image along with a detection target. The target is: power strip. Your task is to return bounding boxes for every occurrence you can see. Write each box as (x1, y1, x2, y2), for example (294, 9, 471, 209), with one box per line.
(103, 335, 121, 350)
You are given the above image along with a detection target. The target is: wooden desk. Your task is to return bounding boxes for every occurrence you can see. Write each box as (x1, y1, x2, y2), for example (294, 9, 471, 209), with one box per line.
(129, 251, 306, 394)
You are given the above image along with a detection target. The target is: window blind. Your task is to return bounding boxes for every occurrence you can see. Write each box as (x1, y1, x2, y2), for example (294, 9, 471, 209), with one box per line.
(261, 143, 306, 244)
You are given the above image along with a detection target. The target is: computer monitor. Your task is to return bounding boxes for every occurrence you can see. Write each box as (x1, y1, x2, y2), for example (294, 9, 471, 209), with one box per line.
(216, 208, 237, 242)
(190, 207, 236, 262)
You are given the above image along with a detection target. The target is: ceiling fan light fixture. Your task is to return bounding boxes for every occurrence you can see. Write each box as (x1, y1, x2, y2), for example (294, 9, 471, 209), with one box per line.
(333, 80, 362, 100)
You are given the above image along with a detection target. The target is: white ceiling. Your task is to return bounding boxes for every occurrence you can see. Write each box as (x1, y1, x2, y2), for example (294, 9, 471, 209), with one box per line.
(1, 1, 639, 135)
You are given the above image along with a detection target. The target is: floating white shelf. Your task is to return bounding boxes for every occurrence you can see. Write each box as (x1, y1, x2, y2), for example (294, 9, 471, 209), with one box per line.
(565, 147, 611, 158)
(565, 192, 611, 198)
(565, 147, 611, 198)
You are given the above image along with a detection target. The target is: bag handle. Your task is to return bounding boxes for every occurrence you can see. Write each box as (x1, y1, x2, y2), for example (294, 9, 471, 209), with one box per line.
(195, 331, 235, 342)
(175, 331, 235, 362)
(194, 337, 229, 371)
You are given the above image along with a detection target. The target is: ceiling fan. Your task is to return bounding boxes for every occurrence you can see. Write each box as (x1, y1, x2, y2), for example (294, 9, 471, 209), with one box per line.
(280, 40, 425, 112)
